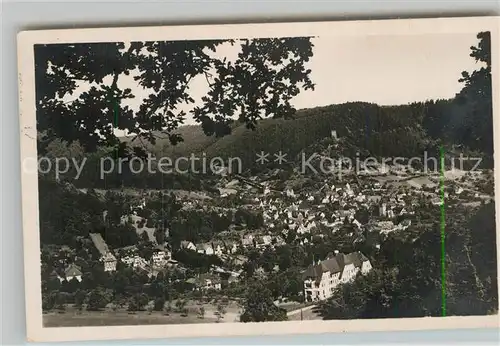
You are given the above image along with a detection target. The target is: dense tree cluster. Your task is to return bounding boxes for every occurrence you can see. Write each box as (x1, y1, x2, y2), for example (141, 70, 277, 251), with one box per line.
(169, 209, 233, 246)
(35, 38, 314, 155)
(318, 203, 498, 319)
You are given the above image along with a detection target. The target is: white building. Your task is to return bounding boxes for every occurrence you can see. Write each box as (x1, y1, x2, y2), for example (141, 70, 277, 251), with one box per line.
(196, 243, 214, 256)
(224, 241, 239, 254)
(379, 203, 387, 217)
(102, 252, 117, 272)
(121, 256, 135, 266)
(132, 256, 148, 271)
(212, 242, 224, 256)
(151, 249, 170, 266)
(303, 252, 372, 302)
(89, 233, 117, 272)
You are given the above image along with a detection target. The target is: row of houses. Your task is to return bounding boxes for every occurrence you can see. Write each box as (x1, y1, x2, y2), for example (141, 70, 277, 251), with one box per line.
(179, 232, 283, 256)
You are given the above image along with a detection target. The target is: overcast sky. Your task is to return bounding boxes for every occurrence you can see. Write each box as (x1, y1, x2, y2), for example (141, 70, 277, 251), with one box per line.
(292, 33, 479, 108)
(67, 33, 481, 129)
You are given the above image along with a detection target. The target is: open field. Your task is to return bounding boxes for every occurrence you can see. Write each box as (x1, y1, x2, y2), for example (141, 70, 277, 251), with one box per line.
(43, 300, 242, 327)
(43, 310, 218, 327)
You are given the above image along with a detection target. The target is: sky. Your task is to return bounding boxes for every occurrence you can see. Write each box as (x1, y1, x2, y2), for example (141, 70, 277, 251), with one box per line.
(66, 33, 482, 129)
(292, 33, 479, 109)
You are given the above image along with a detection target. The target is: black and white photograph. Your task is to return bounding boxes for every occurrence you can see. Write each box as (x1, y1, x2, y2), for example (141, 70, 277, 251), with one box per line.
(17, 17, 499, 342)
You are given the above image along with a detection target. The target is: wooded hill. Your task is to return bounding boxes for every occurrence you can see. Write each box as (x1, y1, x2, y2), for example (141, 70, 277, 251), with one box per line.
(125, 98, 492, 173)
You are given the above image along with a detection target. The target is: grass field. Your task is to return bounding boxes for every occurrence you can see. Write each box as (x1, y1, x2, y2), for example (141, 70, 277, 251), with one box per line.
(43, 310, 218, 327)
(43, 300, 242, 327)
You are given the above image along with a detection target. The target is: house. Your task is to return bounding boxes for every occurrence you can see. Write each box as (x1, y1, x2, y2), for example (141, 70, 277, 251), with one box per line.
(297, 224, 308, 235)
(133, 257, 149, 271)
(101, 252, 118, 272)
(306, 220, 317, 231)
(400, 219, 412, 229)
(89, 233, 117, 272)
(224, 241, 239, 254)
(376, 220, 397, 235)
(151, 249, 170, 266)
(431, 198, 443, 206)
(64, 264, 83, 282)
(232, 255, 248, 266)
(180, 241, 196, 251)
(212, 241, 225, 256)
(379, 203, 387, 217)
(121, 256, 135, 266)
(256, 235, 272, 248)
(218, 188, 238, 197)
(241, 234, 254, 248)
(228, 274, 241, 285)
(196, 243, 214, 256)
(187, 274, 222, 291)
(387, 209, 395, 218)
(303, 252, 372, 303)
(122, 255, 148, 271)
(352, 219, 362, 229)
(51, 269, 65, 283)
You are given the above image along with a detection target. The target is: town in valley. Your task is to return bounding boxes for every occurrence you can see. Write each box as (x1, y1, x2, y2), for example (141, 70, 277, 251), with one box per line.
(35, 32, 498, 327)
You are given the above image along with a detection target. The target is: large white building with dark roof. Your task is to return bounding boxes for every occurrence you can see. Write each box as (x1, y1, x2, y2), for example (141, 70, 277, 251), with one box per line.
(303, 251, 372, 302)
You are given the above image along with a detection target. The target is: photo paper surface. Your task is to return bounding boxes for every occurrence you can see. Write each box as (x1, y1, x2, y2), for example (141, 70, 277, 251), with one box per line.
(17, 16, 499, 342)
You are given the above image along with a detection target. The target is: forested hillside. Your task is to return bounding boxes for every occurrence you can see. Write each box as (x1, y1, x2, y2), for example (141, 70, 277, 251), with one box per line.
(318, 202, 498, 319)
(123, 96, 491, 175)
(44, 95, 493, 191)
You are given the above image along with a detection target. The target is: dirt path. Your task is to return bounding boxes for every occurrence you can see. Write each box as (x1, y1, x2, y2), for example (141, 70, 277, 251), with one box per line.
(286, 304, 316, 317)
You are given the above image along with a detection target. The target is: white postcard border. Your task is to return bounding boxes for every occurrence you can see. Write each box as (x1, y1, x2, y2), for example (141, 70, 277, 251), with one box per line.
(17, 16, 500, 343)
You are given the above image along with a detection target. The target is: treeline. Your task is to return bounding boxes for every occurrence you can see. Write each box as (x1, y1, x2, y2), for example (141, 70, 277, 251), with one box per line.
(38, 177, 182, 249)
(203, 97, 493, 172)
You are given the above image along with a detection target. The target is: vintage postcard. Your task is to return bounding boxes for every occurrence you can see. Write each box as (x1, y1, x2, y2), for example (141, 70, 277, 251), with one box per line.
(17, 16, 499, 342)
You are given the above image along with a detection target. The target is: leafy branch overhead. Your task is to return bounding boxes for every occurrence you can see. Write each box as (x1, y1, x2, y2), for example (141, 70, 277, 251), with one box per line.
(35, 37, 315, 153)
(456, 31, 492, 154)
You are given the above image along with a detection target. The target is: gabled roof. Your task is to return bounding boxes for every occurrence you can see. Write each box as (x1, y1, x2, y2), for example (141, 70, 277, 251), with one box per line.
(65, 264, 82, 277)
(50, 269, 63, 278)
(89, 233, 110, 256)
(196, 243, 213, 251)
(180, 240, 194, 248)
(102, 252, 117, 262)
(302, 252, 369, 280)
(212, 240, 224, 247)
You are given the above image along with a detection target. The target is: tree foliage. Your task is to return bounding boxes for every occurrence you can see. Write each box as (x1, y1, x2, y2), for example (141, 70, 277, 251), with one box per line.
(456, 32, 493, 154)
(240, 280, 288, 322)
(319, 202, 498, 319)
(35, 38, 315, 154)
(86, 287, 111, 311)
